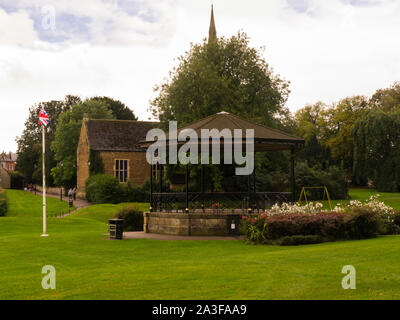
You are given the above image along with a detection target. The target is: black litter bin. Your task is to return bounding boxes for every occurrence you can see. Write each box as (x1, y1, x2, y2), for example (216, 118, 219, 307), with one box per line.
(227, 215, 241, 236)
(109, 219, 124, 240)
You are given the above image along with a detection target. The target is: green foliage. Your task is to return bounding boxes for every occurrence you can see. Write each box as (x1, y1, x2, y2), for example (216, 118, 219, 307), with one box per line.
(16, 95, 81, 185)
(241, 207, 384, 245)
(0, 188, 7, 216)
(295, 162, 348, 200)
(114, 205, 144, 231)
(85, 174, 121, 204)
(370, 82, 400, 112)
(85, 174, 150, 204)
(119, 181, 150, 203)
(383, 211, 400, 235)
(344, 208, 384, 239)
(90, 97, 137, 120)
(294, 97, 370, 182)
(277, 235, 323, 246)
(89, 150, 104, 176)
(51, 100, 114, 189)
(9, 172, 24, 190)
(296, 134, 330, 169)
(150, 32, 290, 129)
(353, 109, 400, 191)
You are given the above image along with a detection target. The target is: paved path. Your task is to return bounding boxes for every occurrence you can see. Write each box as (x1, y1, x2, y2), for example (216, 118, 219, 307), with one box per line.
(123, 232, 243, 241)
(32, 191, 91, 217)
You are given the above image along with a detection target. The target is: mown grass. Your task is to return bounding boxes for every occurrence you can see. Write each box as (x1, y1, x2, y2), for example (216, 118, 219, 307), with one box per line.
(1, 189, 400, 300)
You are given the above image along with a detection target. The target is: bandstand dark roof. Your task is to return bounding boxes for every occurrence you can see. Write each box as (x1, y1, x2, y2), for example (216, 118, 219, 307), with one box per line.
(140, 112, 304, 152)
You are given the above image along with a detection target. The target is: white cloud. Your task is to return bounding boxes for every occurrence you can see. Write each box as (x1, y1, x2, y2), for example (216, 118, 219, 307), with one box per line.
(0, 0, 400, 153)
(0, 8, 38, 45)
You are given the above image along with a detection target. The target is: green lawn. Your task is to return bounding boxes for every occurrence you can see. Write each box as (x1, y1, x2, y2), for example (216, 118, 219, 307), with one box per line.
(1, 189, 400, 300)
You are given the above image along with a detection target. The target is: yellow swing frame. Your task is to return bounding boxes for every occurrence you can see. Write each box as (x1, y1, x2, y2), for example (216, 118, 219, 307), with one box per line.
(298, 186, 333, 211)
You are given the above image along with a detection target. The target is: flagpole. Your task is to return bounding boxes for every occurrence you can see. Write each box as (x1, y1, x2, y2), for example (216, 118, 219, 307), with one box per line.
(41, 125, 48, 237)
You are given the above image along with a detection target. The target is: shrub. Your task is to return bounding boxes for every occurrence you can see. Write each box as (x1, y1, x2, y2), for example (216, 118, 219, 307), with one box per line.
(295, 162, 348, 200)
(263, 213, 346, 240)
(334, 194, 395, 222)
(0, 188, 7, 217)
(10, 172, 24, 189)
(85, 174, 122, 204)
(277, 235, 323, 246)
(241, 208, 385, 244)
(119, 181, 149, 203)
(114, 206, 144, 231)
(343, 208, 384, 239)
(85, 175, 151, 204)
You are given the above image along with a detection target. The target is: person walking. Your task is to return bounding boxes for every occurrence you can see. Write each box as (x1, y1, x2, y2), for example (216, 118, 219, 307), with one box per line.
(72, 186, 77, 201)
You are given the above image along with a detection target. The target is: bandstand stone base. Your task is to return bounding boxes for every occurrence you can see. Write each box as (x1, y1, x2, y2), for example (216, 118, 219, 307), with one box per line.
(143, 211, 243, 236)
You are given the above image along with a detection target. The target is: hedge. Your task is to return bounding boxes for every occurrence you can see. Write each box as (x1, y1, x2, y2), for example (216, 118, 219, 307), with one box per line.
(85, 174, 150, 204)
(0, 188, 7, 217)
(86, 174, 121, 204)
(114, 206, 144, 231)
(241, 208, 384, 245)
(10, 172, 24, 190)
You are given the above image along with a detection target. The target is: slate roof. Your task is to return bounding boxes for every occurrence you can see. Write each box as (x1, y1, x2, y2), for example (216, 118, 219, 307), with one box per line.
(86, 119, 156, 152)
(0, 152, 17, 162)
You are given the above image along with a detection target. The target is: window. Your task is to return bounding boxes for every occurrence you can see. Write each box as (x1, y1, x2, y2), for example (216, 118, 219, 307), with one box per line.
(115, 159, 128, 183)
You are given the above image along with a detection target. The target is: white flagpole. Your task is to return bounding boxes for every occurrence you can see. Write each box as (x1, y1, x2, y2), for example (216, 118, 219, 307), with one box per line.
(41, 125, 48, 237)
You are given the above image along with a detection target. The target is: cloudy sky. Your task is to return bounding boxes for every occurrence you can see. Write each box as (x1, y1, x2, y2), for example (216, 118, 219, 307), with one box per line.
(1, 0, 399, 152)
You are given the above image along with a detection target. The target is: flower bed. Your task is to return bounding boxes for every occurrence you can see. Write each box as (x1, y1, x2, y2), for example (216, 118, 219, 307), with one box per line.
(240, 195, 399, 245)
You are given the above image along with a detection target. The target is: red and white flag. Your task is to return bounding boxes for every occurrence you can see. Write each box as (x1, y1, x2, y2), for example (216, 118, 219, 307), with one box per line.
(39, 108, 50, 127)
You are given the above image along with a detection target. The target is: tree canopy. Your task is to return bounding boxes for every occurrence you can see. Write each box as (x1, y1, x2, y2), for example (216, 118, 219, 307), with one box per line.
(16, 95, 136, 188)
(51, 99, 114, 189)
(150, 32, 290, 129)
(16, 95, 81, 185)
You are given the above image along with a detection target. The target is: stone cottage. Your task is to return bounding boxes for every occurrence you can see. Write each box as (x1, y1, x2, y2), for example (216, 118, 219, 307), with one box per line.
(76, 113, 156, 198)
(0, 166, 10, 189)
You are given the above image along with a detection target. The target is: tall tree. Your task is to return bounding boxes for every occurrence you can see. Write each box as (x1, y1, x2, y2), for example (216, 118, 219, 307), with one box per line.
(370, 82, 400, 112)
(293, 102, 327, 142)
(149, 32, 290, 191)
(324, 96, 369, 177)
(150, 32, 290, 128)
(353, 109, 400, 191)
(51, 99, 114, 189)
(16, 95, 81, 185)
(90, 96, 138, 120)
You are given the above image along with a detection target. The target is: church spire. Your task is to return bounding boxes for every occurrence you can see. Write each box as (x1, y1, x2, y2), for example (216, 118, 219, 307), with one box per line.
(208, 4, 217, 42)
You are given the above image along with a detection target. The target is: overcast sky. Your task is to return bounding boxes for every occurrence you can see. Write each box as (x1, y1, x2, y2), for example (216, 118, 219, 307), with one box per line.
(1, 0, 399, 153)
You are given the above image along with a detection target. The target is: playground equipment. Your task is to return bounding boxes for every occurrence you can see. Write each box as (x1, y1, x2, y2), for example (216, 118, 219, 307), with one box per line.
(298, 186, 332, 210)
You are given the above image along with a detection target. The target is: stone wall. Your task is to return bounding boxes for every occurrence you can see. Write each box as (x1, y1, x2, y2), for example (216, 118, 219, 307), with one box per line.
(0, 167, 10, 189)
(100, 151, 150, 186)
(76, 115, 151, 199)
(35, 185, 63, 195)
(144, 211, 241, 236)
(76, 117, 90, 198)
